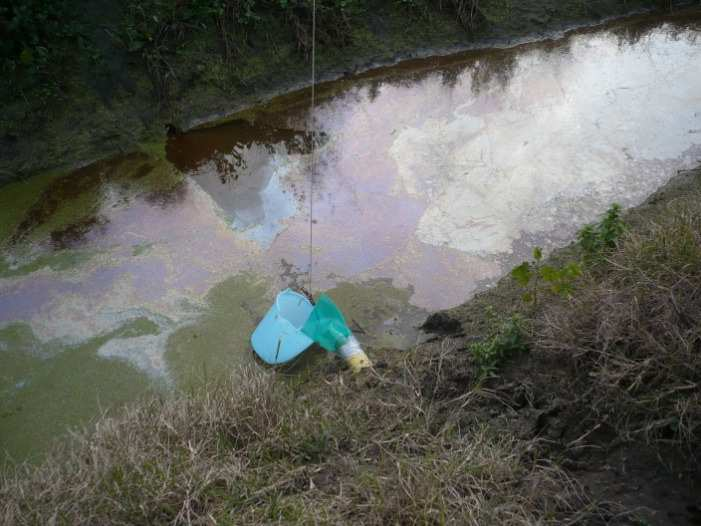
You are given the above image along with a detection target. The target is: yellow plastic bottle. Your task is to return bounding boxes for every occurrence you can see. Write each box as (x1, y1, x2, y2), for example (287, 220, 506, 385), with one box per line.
(338, 334, 372, 373)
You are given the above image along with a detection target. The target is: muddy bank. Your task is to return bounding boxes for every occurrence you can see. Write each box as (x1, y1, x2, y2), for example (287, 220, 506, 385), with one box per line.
(1, 0, 694, 185)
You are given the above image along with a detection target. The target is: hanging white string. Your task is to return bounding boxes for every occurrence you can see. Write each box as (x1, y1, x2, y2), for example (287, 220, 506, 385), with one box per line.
(308, 0, 317, 294)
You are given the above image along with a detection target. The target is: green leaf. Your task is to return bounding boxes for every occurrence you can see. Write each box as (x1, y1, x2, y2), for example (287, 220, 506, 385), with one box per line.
(550, 281, 575, 297)
(533, 246, 543, 261)
(19, 48, 33, 65)
(539, 265, 559, 282)
(511, 262, 532, 286)
(562, 262, 582, 279)
(578, 224, 599, 256)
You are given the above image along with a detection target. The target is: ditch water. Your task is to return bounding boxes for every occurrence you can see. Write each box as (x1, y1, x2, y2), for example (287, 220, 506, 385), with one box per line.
(1, 11, 700, 463)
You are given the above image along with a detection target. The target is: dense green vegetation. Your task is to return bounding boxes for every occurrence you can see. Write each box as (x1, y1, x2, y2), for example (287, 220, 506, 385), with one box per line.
(1, 1, 84, 105)
(3, 0, 676, 108)
(1, 0, 477, 106)
(117, 0, 371, 101)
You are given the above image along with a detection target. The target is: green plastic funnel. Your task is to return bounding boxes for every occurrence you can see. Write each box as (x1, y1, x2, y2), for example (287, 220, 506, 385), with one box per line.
(301, 294, 351, 351)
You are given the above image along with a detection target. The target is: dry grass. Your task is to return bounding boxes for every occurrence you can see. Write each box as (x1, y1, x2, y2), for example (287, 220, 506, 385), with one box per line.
(538, 196, 701, 449)
(1, 356, 606, 525)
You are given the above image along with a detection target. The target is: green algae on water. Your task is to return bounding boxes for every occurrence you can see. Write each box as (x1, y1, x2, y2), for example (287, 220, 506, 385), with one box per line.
(0, 323, 155, 466)
(0, 249, 97, 279)
(165, 273, 271, 389)
(1, 154, 185, 250)
(0, 171, 65, 247)
(322, 280, 427, 349)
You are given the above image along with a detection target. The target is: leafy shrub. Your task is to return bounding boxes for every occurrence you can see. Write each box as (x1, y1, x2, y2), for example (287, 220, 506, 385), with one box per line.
(578, 203, 626, 260)
(275, 0, 364, 55)
(469, 314, 528, 377)
(120, 0, 263, 101)
(0, 0, 82, 102)
(511, 246, 582, 304)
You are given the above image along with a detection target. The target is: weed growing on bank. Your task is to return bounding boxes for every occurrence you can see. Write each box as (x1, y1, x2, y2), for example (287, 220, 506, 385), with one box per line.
(578, 202, 627, 261)
(512, 203, 627, 306)
(468, 312, 528, 377)
(512, 246, 582, 305)
(536, 197, 701, 448)
(508, 197, 699, 448)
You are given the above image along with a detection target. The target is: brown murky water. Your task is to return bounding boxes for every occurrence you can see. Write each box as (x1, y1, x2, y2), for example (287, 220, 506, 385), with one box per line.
(1, 11, 701, 463)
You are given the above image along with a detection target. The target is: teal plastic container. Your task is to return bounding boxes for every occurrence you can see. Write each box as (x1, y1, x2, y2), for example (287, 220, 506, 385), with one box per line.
(301, 294, 351, 351)
(251, 289, 315, 364)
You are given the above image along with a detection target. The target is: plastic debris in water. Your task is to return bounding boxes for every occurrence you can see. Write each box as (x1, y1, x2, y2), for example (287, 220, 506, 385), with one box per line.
(251, 289, 371, 372)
